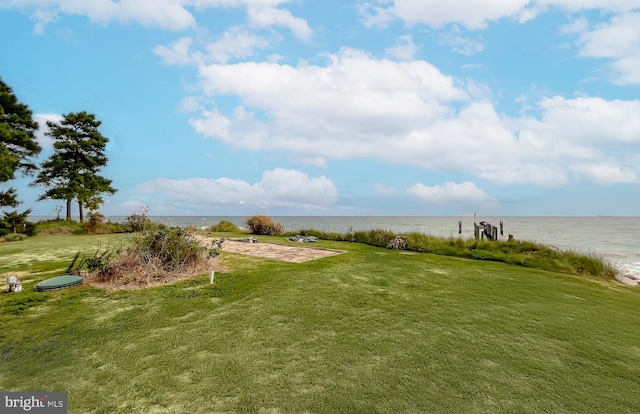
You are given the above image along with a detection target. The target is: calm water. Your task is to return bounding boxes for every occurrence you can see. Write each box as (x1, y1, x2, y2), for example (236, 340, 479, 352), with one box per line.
(37, 215, 640, 277)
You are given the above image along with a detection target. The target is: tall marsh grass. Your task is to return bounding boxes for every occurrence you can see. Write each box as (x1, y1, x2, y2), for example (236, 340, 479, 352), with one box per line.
(287, 228, 618, 279)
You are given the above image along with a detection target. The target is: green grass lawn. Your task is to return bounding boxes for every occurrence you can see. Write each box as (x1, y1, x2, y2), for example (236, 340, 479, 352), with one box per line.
(1, 235, 639, 413)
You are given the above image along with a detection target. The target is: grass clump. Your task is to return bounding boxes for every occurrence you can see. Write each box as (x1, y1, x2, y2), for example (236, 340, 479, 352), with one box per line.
(35, 215, 122, 235)
(35, 219, 86, 235)
(2, 233, 27, 242)
(286, 228, 355, 241)
(209, 220, 240, 232)
(245, 215, 284, 235)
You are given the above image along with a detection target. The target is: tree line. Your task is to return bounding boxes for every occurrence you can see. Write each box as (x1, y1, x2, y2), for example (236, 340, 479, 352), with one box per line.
(1, 77, 116, 233)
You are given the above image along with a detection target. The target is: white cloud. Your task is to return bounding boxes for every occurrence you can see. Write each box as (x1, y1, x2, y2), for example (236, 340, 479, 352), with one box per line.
(247, 5, 312, 40)
(194, 48, 468, 146)
(136, 168, 338, 210)
(180, 96, 204, 112)
(117, 200, 148, 214)
(537, 0, 640, 13)
(560, 16, 589, 34)
(386, 0, 531, 29)
(570, 163, 638, 185)
(4, 0, 309, 34)
(357, 0, 640, 30)
(154, 28, 270, 66)
(437, 26, 484, 55)
(375, 184, 396, 194)
(4, 0, 195, 30)
(188, 49, 640, 187)
(406, 181, 497, 207)
(385, 34, 419, 61)
(358, 2, 397, 29)
(33, 113, 63, 150)
(517, 96, 640, 146)
(31, 9, 56, 34)
(206, 26, 270, 63)
(154, 37, 201, 66)
(574, 12, 640, 84)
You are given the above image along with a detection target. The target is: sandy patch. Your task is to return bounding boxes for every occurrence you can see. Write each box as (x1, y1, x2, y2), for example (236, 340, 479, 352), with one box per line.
(213, 239, 345, 263)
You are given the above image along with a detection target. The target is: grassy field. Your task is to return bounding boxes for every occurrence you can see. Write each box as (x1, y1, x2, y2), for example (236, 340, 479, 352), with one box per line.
(1, 234, 639, 413)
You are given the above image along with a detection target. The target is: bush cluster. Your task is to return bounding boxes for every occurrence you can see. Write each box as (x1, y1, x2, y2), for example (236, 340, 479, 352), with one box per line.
(85, 223, 221, 286)
(34, 219, 84, 235)
(34, 218, 122, 235)
(245, 215, 284, 236)
(123, 206, 151, 232)
(0, 211, 37, 237)
(209, 220, 240, 232)
(2, 233, 27, 242)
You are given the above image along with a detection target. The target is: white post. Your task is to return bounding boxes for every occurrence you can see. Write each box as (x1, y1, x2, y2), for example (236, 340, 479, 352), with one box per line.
(210, 271, 215, 284)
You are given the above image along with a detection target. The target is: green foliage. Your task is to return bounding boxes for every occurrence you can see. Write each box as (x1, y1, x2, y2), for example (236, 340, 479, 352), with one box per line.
(65, 251, 85, 274)
(1, 235, 638, 413)
(134, 224, 207, 269)
(287, 228, 357, 241)
(82, 211, 121, 234)
(0, 209, 36, 236)
(31, 111, 117, 221)
(2, 232, 27, 242)
(0, 78, 41, 211)
(245, 215, 284, 235)
(124, 206, 151, 232)
(208, 220, 240, 232)
(65, 246, 118, 275)
(34, 217, 121, 236)
(285, 228, 617, 279)
(35, 219, 85, 235)
(95, 223, 220, 285)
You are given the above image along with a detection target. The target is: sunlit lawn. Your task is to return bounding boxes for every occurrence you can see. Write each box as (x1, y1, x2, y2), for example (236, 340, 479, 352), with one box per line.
(1, 235, 639, 413)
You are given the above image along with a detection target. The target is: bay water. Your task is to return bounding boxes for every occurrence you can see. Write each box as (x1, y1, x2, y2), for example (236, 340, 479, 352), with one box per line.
(37, 215, 640, 278)
(129, 215, 640, 278)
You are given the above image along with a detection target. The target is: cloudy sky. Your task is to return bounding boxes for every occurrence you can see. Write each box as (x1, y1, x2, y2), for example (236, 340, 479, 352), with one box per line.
(1, 0, 639, 217)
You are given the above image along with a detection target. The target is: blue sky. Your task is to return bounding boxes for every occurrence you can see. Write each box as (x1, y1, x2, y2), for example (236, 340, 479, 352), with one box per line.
(1, 0, 639, 217)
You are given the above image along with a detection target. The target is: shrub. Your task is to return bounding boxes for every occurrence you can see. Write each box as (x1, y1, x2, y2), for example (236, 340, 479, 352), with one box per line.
(83, 212, 119, 234)
(0, 210, 36, 236)
(36, 219, 85, 235)
(3, 233, 27, 242)
(124, 206, 151, 232)
(90, 224, 221, 287)
(209, 220, 240, 232)
(245, 215, 284, 236)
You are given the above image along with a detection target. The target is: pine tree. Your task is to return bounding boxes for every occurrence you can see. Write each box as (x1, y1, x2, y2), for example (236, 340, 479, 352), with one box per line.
(32, 111, 116, 221)
(0, 78, 41, 234)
